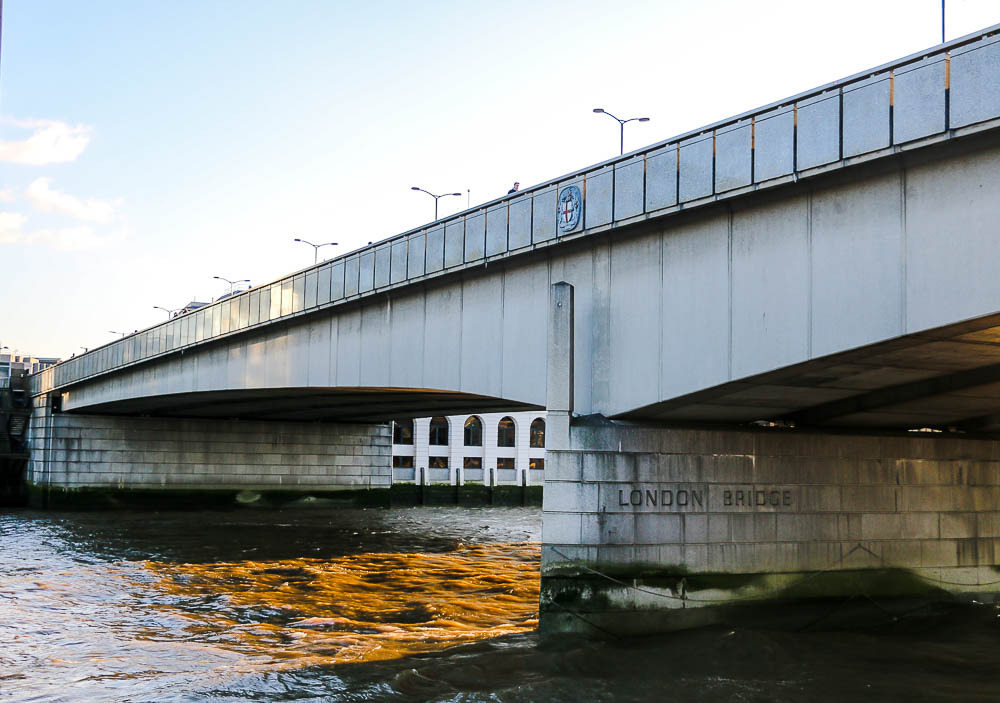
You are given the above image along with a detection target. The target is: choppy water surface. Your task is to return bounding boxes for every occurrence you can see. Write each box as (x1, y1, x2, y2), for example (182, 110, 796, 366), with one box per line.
(3, 507, 1000, 702)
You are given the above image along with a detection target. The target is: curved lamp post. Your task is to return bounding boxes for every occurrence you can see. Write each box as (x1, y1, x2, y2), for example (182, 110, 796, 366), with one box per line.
(152, 306, 179, 319)
(293, 237, 338, 265)
(592, 108, 650, 155)
(411, 186, 462, 221)
(213, 276, 249, 297)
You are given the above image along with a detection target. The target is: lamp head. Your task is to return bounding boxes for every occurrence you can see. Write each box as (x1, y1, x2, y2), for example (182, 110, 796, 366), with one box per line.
(294, 238, 302, 242)
(411, 186, 420, 191)
(593, 108, 605, 113)
(451, 192, 462, 196)
(639, 117, 651, 122)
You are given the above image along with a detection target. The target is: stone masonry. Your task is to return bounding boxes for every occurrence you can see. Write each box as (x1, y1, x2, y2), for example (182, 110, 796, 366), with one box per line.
(26, 393, 390, 506)
(540, 418, 1000, 635)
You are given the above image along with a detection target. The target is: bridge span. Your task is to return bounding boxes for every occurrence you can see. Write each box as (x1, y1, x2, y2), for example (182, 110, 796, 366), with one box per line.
(27, 25, 1000, 634)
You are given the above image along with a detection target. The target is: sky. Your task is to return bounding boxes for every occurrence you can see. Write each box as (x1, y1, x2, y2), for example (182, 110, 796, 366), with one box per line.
(2, 0, 999, 359)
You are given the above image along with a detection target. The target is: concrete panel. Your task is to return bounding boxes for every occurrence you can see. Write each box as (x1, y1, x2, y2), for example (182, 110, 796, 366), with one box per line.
(306, 317, 332, 386)
(714, 119, 751, 193)
(893, 57, 946, 144)
(810, 172, 903, 356)
(359, 250, 375, 294)
(609, 232, 662, 411)
(460, 275, 504, 397)
(797, 91, 840, 169)
(500, 262, 548, 404)
(330, 261, 345, 301)
(678, 134, 713, 201)
(645, 145, 677, 211)
(508, 197, 531, 249)
(390, 240, 407, 284)
(950, 35, 1000, 128)
(585, 166, 613, 227)
(614, 155, 644, 221)
(421, 285, 463, 392)
(464, 212, 486, 262)
(360, 303, 390, 386)
(407, 233, 426, 278)
(334, 308, 362, 386)
(425, 226, 445, 273)
(304, 271, 318, 309)
(374, 244, 391, 289)
(660, 214, 731, 399)
(731, 196, 809, 379)
(532, 187, 557, 243)
(753, 107, 794, 181)
(905, 143, 1000, 332)
(444, 220, 464, 268)
(344, 256, 360, 297)
(843, 74, 891, 157)
(389, 293, 425, 388)
(281, 323, 310, 386)
(485, 204, 508, 256)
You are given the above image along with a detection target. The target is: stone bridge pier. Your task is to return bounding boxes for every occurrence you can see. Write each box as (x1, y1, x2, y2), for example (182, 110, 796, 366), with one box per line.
(25, 393, 391, 509)
(540, 283, 1000, 635)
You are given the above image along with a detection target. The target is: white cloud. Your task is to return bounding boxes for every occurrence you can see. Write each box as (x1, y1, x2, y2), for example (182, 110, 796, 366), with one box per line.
(0, 212, 27, 244)
(0, 189, 15, 202)
(0, 119, 92, 165)
(25, 225, 127, 251)
(26, 177, 119, 224)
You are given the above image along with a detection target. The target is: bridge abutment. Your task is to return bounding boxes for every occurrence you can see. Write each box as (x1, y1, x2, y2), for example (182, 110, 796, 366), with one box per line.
(540, 420, 1000, 635)
(25, 393, 391, 509)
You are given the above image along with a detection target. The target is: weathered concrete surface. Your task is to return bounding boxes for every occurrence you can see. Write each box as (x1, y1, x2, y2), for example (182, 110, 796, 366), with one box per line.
(540, 419, 1000, 635)
(39, 130, 1000, 434)
(26, 393, 391, 508)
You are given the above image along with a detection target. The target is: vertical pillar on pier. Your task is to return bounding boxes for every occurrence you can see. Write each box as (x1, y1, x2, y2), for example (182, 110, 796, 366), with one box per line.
(547, 282, 574, 451)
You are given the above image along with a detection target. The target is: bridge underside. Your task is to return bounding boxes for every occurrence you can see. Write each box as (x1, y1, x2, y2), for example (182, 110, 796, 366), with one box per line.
(65, 387, 538, 423)
(620, 312, 1000, 432)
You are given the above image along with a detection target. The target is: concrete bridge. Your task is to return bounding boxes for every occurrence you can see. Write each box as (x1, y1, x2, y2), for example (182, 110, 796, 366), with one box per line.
(28, 26, 1000, 633)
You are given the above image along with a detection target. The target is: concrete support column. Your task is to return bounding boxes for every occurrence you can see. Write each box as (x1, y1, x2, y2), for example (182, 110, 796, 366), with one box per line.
(546, 282, 574, 451)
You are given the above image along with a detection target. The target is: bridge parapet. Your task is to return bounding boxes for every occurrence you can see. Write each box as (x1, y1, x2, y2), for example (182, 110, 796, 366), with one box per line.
(35, 25, 1000, 396)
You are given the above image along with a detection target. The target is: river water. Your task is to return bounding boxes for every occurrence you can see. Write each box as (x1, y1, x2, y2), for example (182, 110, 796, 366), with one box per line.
(2, 506, 1000, 702)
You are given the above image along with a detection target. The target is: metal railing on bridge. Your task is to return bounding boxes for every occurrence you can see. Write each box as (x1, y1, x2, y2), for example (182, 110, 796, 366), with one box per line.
(32, 24, 1000, 397)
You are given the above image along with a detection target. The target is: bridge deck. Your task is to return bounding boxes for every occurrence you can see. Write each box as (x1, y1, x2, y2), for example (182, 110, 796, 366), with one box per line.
(34, 25, 1000, 402)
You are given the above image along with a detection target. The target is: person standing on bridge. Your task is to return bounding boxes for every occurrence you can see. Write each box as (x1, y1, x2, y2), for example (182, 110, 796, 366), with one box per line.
(507, 182, 519, 194)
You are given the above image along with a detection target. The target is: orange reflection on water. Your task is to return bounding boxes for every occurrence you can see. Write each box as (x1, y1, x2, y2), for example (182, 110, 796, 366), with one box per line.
(140, 542, 540, 668)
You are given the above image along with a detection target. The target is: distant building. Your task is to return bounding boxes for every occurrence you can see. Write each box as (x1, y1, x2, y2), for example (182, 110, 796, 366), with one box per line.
(391, 410, 546, 486)
(177, 301, 210, 316)
(0, 352, 59, 381)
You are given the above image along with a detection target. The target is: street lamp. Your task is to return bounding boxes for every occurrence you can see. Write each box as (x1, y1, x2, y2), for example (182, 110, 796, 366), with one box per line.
(592, 108, 650, 155)
(293, 237, 338, 265)
(152, 306, 178, 319)
(109, 330, 127, 338)
(213, 276, 250, 297)
(411, 186, 462, 221)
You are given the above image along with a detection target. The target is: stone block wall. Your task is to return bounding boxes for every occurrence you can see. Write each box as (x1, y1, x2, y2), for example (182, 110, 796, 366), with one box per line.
(541, 419, 1000, 634)
(26, 394, 390, 504)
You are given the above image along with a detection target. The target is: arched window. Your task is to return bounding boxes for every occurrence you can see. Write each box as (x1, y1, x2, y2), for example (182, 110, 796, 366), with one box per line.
(530, 418, 546, 448)
(464, 416, 483, 446)
(392, 419, 413, 445)
(429, 416, 449, 445)
(497, 416, 516, 447)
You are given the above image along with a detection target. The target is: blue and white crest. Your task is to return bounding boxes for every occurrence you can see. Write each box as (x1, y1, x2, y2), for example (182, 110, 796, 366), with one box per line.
(557, 185, 582, 233)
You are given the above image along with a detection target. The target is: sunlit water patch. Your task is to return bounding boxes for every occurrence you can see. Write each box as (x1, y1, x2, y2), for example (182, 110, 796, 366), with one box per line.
(136, 542, 540, 668)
